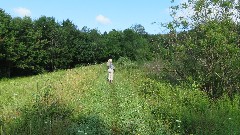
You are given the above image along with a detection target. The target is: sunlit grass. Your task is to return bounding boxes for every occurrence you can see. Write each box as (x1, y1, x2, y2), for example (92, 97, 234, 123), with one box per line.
(1, 63, 240, 134)
(0, 64, 162, 134)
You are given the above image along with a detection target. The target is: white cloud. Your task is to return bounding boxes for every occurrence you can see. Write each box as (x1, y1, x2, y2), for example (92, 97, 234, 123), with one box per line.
(13, 7, 31, 17)
(96, 14, 111, 25)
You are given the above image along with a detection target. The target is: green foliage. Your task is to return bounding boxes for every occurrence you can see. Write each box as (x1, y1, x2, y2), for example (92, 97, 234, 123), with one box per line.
(0, 10, 155, 78)
(116, 57, 137, 69)
(121, 29, 153, 61)
(103, 29, 122, 60)
(171, 20, 240, 97)
(160, 0, 240, 98)
(0, 9, 13, 77)
(130, 24, 148, 35)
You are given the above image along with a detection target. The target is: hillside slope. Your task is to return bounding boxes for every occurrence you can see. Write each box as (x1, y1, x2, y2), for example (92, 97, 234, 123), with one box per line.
(2, 63, 239, 134)
(0, 64, 167, 134)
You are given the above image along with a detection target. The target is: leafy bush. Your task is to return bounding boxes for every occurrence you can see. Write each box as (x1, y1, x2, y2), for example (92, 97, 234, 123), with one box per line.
(179, 20, 239, 98)
(158, 0, 240, 98)
(117, 57, 138, 69)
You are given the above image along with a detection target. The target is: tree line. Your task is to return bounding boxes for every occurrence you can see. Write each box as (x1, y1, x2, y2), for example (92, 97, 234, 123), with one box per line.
(0, 9, 161, 77)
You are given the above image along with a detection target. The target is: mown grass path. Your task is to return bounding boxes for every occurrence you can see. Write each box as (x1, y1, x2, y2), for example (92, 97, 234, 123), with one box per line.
(80, 65, 152, 134)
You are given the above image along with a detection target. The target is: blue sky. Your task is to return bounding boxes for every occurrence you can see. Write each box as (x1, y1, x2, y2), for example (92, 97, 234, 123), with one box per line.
(0, 0, 181, 34)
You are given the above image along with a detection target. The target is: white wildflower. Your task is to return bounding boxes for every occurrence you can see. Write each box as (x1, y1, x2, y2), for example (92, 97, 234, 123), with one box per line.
(176, 120, 181, 123)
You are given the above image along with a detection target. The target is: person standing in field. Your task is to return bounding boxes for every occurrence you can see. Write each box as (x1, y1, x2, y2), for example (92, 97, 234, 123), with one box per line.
(107, 59, 115, 83)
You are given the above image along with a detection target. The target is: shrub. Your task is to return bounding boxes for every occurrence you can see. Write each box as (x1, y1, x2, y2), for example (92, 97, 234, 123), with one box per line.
(117, 57, 137, 69)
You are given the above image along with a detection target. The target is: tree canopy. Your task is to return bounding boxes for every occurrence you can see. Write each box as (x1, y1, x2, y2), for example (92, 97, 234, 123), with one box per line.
(0, 9, 155, 77)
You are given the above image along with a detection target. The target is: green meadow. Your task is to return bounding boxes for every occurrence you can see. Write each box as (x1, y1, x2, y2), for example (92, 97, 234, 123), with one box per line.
(1, 63, 240, 135)
(0, 63, 153, 134)
(1, 0, 240, 134)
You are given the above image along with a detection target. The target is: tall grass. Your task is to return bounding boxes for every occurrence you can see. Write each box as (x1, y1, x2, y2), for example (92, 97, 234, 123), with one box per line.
(0, 63, 169, 134)
(139, 78, 240, 134)
(1, 62, 240, 134)
(0, 65, 111, 134)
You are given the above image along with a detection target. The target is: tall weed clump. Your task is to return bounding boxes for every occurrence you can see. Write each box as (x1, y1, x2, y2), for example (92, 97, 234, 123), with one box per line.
(5, 87, 74, 134)
(139, 78, 240, 134)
